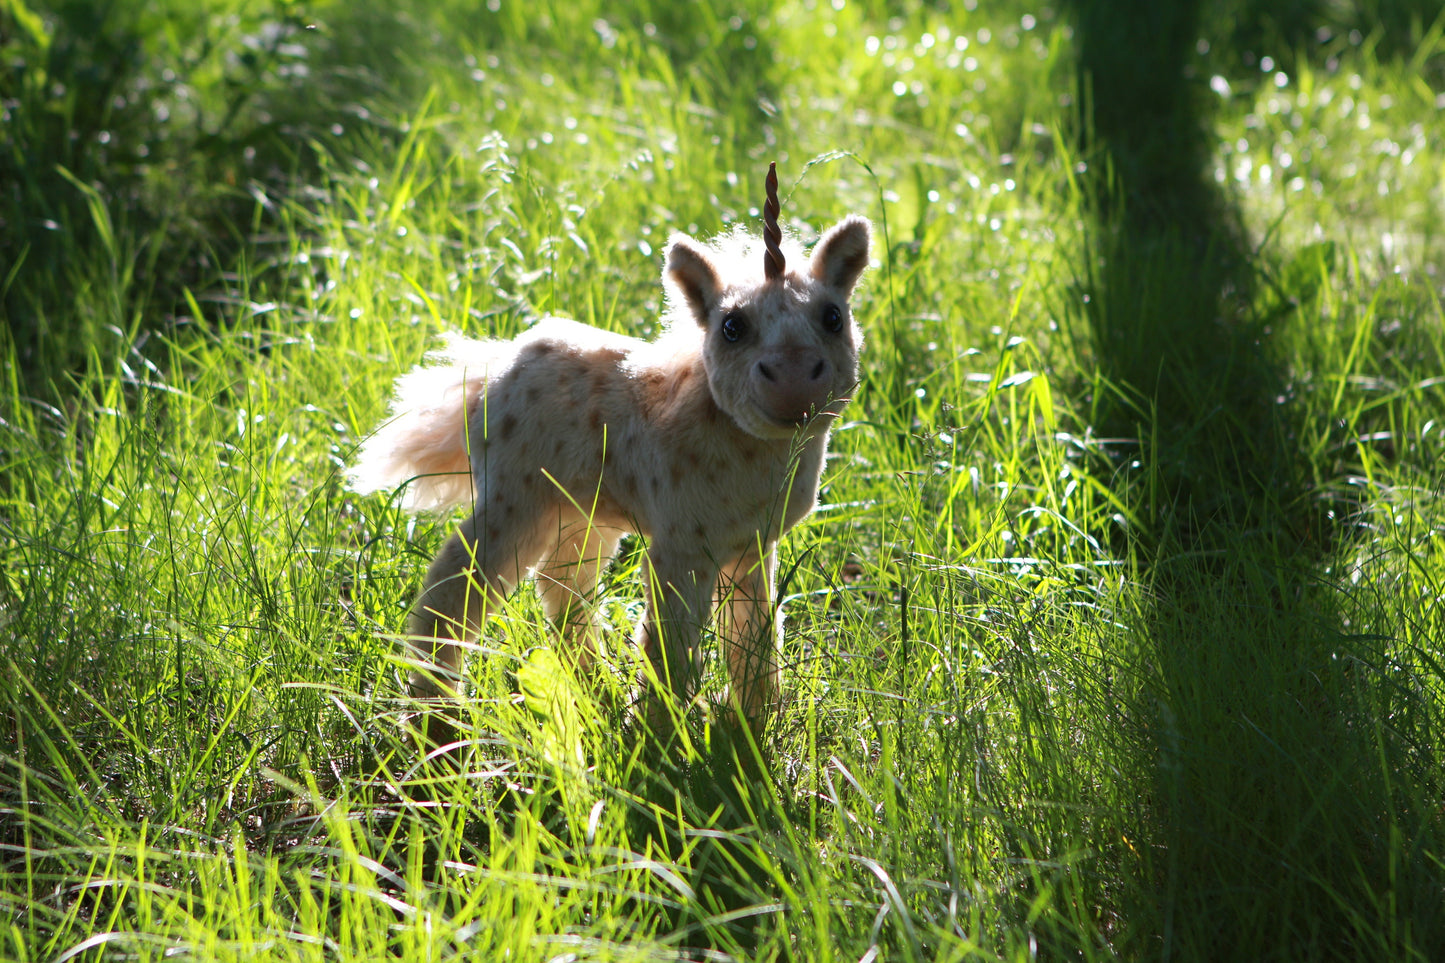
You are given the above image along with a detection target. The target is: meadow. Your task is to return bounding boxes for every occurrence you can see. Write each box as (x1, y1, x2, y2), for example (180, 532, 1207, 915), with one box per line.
(2, 0, 1444, 959)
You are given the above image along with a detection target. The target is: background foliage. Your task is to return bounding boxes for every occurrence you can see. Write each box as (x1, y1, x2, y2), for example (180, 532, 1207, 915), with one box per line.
(3, 0, 1444, 959)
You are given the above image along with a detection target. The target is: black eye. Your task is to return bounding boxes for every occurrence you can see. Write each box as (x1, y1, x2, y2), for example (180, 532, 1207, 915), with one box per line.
(822, 303, 844, 333)
(721, 310, 747, 342)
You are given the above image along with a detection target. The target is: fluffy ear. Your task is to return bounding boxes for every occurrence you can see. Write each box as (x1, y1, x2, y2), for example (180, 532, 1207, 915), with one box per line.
(664, 235, 722, 324)
(809, 215, 872, 293)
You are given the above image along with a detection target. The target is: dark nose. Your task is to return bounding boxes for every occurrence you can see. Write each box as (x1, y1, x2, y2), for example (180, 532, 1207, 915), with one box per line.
(757, 356, 827, 383)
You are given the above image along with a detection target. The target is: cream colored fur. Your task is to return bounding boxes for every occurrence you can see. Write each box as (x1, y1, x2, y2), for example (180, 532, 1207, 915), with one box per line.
(349, 215, 871, 740)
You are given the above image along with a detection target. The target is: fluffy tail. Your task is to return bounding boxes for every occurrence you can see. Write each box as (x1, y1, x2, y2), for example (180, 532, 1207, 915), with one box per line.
(348, 332, 507, 513)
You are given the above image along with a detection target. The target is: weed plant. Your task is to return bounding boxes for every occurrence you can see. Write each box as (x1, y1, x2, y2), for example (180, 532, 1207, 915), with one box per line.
(2, 0, 1443, 960)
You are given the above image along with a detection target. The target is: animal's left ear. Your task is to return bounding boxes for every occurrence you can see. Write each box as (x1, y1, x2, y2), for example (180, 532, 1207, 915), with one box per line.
(810, 215, 872, 294)
(664, 235, 722, 325)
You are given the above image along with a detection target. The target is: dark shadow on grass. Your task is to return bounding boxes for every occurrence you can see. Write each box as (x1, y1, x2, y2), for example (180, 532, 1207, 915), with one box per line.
(0, 2, 439, 396)
(374, 706, 790, 957)
(1203, 0, 1445, 81)
(1064, 0, 1445, 957)
(619, 721, 793, 958)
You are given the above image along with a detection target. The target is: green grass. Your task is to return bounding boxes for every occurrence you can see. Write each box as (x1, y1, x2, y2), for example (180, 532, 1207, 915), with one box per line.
(2, 0, 1444, 959)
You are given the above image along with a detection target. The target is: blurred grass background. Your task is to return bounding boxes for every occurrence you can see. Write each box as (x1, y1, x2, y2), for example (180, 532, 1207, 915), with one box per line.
(2, 0, 1445, 959)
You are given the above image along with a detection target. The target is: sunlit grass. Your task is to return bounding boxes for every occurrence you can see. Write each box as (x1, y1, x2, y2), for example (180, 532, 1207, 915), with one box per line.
(2, 0, 1443, 960)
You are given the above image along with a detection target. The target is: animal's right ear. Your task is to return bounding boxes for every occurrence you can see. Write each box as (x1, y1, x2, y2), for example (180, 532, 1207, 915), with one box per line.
(664, 235, 722, 325)
(810, 214, 872, 294)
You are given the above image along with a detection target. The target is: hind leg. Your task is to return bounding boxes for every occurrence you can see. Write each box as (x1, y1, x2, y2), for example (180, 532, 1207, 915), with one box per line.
(407, 498, 556, 706)
(533, 509, 625, 672)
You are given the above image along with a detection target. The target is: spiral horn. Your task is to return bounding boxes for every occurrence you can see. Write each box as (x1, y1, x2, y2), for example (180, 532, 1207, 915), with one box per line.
(763, 162, 784, 282)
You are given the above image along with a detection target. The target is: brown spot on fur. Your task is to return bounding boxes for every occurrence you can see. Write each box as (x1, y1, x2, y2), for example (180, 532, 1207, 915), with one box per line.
(670, 464, 684, 485)
(685, 450, 701, 468)
(640, 371, 667, 402)
(526, 385, 541, 402)
(522, 473, 535, 488)
(487, 526, 500, 541)
(499, 413, 517, 439)
(694, 524, 706, 540)
(589, 408, 602, 430)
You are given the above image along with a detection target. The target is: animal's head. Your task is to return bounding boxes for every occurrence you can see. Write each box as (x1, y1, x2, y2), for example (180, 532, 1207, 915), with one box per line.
(663, 178, 871, 441)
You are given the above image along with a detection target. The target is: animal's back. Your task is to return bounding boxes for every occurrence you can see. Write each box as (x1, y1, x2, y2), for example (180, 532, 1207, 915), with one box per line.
(348, 322, 649, 513)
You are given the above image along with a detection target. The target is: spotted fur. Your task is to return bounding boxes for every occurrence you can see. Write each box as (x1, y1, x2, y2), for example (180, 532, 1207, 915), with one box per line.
(349, 214, 871, 740)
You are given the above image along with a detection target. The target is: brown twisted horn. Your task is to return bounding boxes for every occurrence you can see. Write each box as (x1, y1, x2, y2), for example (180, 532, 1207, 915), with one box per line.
(763, 162, 784, 281)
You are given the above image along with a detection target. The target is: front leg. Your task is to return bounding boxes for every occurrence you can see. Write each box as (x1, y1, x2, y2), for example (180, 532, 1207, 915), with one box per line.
(716, 548, 782, 735)
(635, 547, 717, 731)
